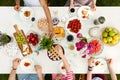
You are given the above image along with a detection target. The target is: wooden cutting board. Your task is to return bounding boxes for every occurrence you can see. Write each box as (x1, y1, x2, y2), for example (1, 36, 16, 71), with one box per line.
(13, 24, 32, 57)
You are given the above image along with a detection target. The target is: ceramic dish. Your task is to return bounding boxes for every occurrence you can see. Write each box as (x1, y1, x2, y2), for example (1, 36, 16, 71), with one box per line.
(65, 17, 82, 35)
(19, 7, 34, 21)
(88, 26, 101, 38)
(93, 58, 107, 72)
(77, 6, 92, 20)
(20, 58, 34, 71)
(53, 26, 66, 42)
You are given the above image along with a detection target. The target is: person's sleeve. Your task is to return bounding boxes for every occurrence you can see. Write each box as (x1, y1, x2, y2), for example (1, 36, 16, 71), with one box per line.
(66, 71, 75, 80)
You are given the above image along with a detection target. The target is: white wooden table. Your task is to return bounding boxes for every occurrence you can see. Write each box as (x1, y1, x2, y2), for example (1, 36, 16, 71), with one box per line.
(0, 7, 120, 74)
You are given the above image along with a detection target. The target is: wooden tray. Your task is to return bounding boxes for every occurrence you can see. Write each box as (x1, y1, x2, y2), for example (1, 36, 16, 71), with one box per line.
(13, 24, 32, 57)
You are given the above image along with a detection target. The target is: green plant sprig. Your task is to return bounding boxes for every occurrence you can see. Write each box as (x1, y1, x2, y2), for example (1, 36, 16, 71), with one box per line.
(40, 36, 54, 50)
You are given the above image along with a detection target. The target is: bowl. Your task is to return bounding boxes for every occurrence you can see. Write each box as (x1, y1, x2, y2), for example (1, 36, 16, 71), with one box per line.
(87, 38, 103, 56)
(19, 7, 34, 21)
(65, 17, 82, 35)
(101, 27, 120, 46)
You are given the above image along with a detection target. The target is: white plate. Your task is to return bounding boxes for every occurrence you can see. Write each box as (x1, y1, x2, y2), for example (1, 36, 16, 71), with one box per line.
(88, 26, 101, 38)
(19, 7, 34, 21)
(77, 6, 92, 20)
(20, 58, 34, 71)
(65, 17, 81, 35)
(93, 58, 107, 72)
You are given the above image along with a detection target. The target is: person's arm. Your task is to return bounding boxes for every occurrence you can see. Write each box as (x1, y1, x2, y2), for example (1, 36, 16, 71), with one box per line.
(39, 0, 54, 38)
(9, 58, 21, 80)
(87, 57, 94, 80)
(55, 45, 70, 72)
(70, 0, 74, 9)
(14, 0, 20, 11)
(107, 59, 117, 80)
(61, 56, 71, 72)
(55, 45, 74, 80)
(91, 0, 97, 11)
(15, 0, 20, 5)
(35, 65, 44, 80)
(8, 69, 17, 80)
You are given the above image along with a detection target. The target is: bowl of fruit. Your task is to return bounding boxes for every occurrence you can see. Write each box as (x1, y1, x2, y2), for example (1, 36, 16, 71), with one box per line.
(66, 17, 82, 34)
(27, 32, 39, 46)
(101, 27, 120, 46)
(87, 38, 103, 56)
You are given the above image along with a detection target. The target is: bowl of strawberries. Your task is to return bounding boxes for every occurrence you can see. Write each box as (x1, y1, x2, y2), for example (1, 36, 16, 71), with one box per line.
(66, 17, 82, 35)
(27, 32, 39, 46)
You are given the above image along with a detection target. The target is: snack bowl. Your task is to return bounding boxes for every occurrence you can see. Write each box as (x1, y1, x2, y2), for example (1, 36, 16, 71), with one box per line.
(19, 7, 34, 21)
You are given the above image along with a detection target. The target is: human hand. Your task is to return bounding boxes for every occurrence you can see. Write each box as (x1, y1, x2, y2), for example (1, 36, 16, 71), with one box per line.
(12, 58, 21, 69)
(14, 4, 20, 11)
(106, 59, 112, 67)
(35, 65, 44, 80)
(91, 4, 96, 11)
(35, 65, 42, 74)
(55, 45, 64, 58)
(49, 28, 55, 39)
(88, 57, 94, 67)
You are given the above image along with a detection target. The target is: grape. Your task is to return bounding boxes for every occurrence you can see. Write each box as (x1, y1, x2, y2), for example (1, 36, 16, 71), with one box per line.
(16, 34, 27, 44)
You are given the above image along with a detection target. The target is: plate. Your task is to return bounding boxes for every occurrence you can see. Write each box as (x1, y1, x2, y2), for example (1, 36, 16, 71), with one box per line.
(19, 7, 34, 21)
(77, 6, 92, 20)
(20, 58, 34, 71)
(88, 26, 101, 38)
(65, 17, 82, 35)
(93, 58, 107, 72)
